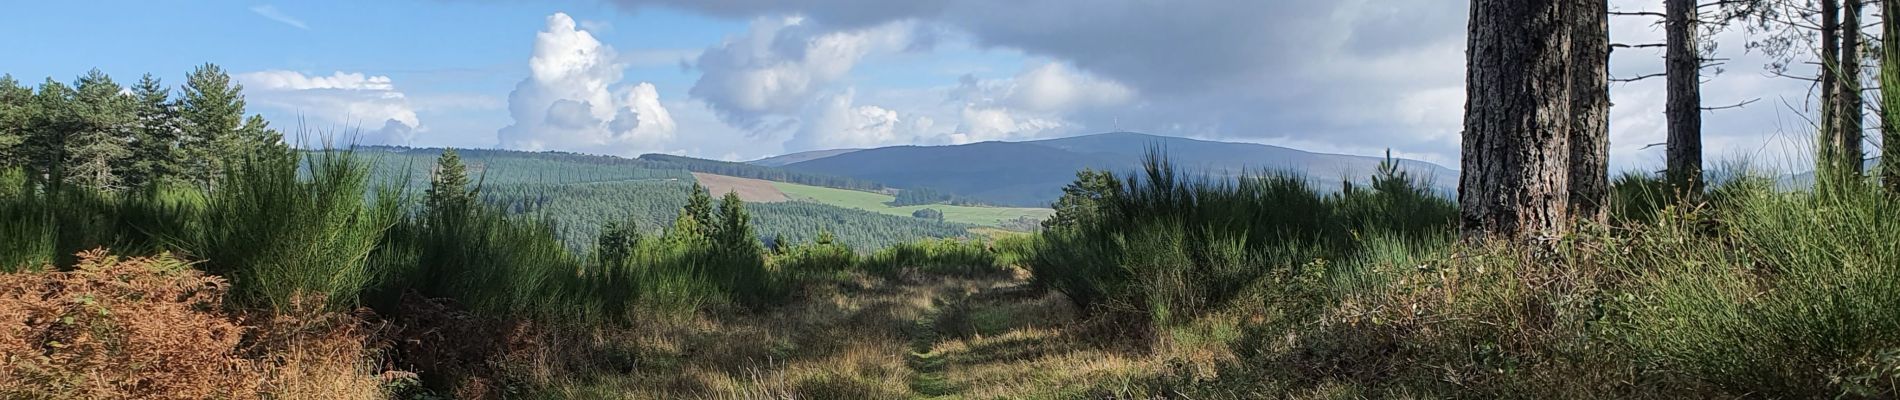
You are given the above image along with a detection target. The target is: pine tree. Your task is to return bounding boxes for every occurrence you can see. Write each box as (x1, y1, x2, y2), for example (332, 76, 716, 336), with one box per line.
(67, 69, 135, 191)
(685, 183, 715, 228)
(0, 75, 29, 171)
(26, 78, 78, 191)
(425, 148, 475, 215)
(595, 216, 641, 266)
(1884, 0, 1900, 193)
(180, 63, 247, 188)
(715, 191, 758, 251)
(1043, 169, 1121, 230)
(238, 113, 287, 157)
(127, 73, 182, 188)
(1460, 0, 1606, 239)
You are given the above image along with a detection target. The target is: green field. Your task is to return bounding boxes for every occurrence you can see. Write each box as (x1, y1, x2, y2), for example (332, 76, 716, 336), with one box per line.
(769, 181, 1053, 228)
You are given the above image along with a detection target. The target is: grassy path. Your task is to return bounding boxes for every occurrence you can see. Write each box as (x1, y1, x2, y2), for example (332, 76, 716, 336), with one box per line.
(539, 271, 1160, 399)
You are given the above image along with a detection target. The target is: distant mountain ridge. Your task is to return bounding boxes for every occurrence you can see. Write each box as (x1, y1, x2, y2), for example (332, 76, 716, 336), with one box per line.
(751, 148, 863, 167)
(769, 132, 1458, 207)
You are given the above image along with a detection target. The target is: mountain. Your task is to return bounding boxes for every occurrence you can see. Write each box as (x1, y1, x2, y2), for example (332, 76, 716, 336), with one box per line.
(778, 132, 1457, 207)
(751, 148, 862, 166)
(779, 140, 1127, 207)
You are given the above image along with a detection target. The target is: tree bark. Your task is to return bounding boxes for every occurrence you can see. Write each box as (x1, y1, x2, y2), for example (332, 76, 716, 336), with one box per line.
(1570, 0, 1610, 224)
(1820, 0, 1841, 180)
(1664, 0, 1703, 195)
(1461, 0, 1579, 240)
(1884, 0, 1900, 192)
(1839, 0, 1866, 177)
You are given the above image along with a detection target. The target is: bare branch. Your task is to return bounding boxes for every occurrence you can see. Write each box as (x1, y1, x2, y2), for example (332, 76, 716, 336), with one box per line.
(1610, 11, 1668, 18)
(1701, 98, 1761, 111)
(1612, 43, 1668, 49)
(1611, 72, 1668, 83)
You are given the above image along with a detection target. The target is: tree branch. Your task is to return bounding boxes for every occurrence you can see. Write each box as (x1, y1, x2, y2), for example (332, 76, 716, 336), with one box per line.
(1610, 11, 1668, 18)
(1612, 72, 1668, 83)
(1701, 98, 1761, 111)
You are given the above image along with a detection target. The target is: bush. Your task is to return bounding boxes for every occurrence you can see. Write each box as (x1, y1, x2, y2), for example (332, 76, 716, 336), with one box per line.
(862, 238, 1003, 276)
(0, 250, 261, 399)
(171, 150, 400, 313)
(1028, 149, 1454, 330)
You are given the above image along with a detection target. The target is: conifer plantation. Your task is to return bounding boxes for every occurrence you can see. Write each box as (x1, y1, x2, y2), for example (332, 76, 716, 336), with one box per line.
(5, 1, 1900, 398)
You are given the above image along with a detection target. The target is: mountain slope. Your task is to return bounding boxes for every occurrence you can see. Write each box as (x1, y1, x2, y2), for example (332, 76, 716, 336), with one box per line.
(750, 148, 862, 166)
(781, 132, 1457, 207)
(781, 141, 1126, 207)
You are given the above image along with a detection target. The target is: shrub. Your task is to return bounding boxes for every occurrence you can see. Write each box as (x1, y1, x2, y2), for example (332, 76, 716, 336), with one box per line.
(862, 238, 1003, 276)
(172, 150, 400, 312)
(0, 250, 262, 399)
(1028, 149, 1455, 331)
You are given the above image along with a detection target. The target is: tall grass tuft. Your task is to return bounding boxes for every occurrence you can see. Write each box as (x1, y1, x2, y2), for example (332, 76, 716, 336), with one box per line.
(167, 149, 400, 312)
(1617, 178, 1900, 396)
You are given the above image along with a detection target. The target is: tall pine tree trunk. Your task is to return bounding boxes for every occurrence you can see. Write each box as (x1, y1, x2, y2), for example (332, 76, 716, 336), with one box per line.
(1820, 0, 1842, 181)
(1664, 0, 1703, 195)
(1570, 0, 1610, 224)
(1884, 0, 1900, 192)
(1461, 0, 1579, 240)
(1839, 0, 1866, 177)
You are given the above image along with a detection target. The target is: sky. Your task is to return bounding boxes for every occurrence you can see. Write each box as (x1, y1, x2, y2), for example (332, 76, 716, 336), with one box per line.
(0, 0, 1857, 171)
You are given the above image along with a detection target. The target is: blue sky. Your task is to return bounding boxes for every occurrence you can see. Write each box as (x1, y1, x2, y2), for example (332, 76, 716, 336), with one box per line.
(0, 0, 1848, 170)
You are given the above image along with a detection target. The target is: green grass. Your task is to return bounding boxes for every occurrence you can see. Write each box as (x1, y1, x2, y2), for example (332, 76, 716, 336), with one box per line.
(769, 181, 1053, 228)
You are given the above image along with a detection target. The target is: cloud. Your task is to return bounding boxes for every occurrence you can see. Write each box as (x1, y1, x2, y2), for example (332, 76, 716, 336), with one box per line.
(607, 0, 1468, 159)
(497, 13, 677, 155)
(249, 5, 309, 30)
(241, 70, 392, 91)
(788, 89, 932, 150)
(688, 16, 914, 128)
(237, 70, 420, 145)
(598, 0, 1830, 168)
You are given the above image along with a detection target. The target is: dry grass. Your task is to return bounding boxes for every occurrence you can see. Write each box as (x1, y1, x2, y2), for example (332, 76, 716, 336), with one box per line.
(532, 270, 1206, 399)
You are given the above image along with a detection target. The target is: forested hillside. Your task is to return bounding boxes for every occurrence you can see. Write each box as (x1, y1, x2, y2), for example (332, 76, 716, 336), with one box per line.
(341, 148, 971, 250)
(639, 153, 887, 192)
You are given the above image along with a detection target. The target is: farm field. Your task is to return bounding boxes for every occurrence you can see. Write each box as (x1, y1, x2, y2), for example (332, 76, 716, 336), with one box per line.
(764, 178, 1054, 229)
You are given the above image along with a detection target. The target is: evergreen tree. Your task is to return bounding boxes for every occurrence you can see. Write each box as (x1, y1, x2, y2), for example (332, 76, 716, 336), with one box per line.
(127, 73, 182, 188)
(180, 63, 246, 188)
(237, 113, 287, 157)
(714, 191, 759, 251)
(1043, 169, 1121, 230)
(67, 69, 135, 191)
(594, 216, 641, 265)
(664, 210, 710, 245)
(26, 78, 77, 190)
(425, 148, 476, 215)
(684, 183, 715, 228)
(0, 75, 29, 171)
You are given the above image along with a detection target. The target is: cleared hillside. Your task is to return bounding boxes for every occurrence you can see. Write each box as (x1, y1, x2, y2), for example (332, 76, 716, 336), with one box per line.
(691, 172, 790, 203)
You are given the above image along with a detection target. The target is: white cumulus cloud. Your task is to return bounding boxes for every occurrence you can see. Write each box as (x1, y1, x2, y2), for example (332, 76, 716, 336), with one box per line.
(498, 12, 677, 155)
(789, 89, 934, 150)
(237, 70, 420, 145)
(690, 16, 914, 128)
